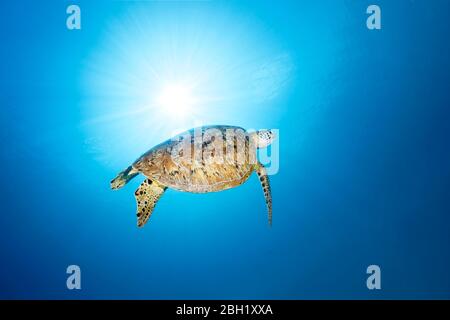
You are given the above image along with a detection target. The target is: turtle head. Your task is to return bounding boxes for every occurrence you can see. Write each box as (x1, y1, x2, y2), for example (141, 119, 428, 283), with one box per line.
(254, 129, 275, 148)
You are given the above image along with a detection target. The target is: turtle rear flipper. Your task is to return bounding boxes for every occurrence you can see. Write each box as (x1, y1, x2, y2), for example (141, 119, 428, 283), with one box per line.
(111, 166, 138, 190)
(135, 179, 167, 227)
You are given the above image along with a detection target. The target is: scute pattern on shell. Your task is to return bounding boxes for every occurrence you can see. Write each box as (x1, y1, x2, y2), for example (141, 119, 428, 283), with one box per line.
(132, 126, 257, 193)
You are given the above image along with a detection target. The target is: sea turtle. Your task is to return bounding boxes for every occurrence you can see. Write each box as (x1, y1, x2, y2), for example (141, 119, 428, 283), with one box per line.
(111, 125, 275, 227)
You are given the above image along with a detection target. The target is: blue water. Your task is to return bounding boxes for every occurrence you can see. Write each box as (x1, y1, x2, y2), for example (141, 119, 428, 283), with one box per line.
(1, 0, 449, 299)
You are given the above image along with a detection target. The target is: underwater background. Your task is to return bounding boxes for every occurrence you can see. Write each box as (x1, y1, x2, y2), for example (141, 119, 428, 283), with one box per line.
(1, 0, 449, 299)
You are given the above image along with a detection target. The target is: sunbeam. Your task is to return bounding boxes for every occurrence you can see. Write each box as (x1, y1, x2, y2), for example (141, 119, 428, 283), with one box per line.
(81, 3, 293, 168)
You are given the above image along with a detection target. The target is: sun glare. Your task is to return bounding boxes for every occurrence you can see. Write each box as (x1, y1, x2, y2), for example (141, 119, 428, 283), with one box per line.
(157, 84, 195, 118)
(83, 4, 292, 168)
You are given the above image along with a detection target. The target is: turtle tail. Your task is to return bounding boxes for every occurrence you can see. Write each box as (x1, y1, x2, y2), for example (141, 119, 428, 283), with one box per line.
(111, 166, 139, 190)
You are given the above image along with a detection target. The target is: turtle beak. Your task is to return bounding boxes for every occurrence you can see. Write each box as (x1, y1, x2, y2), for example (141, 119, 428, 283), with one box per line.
(269, 130, 276, 141)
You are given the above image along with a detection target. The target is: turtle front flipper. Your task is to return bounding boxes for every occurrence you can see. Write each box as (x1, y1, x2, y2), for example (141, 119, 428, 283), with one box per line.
(255, 162, 272, 226)
(135, 179, 167, 227)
